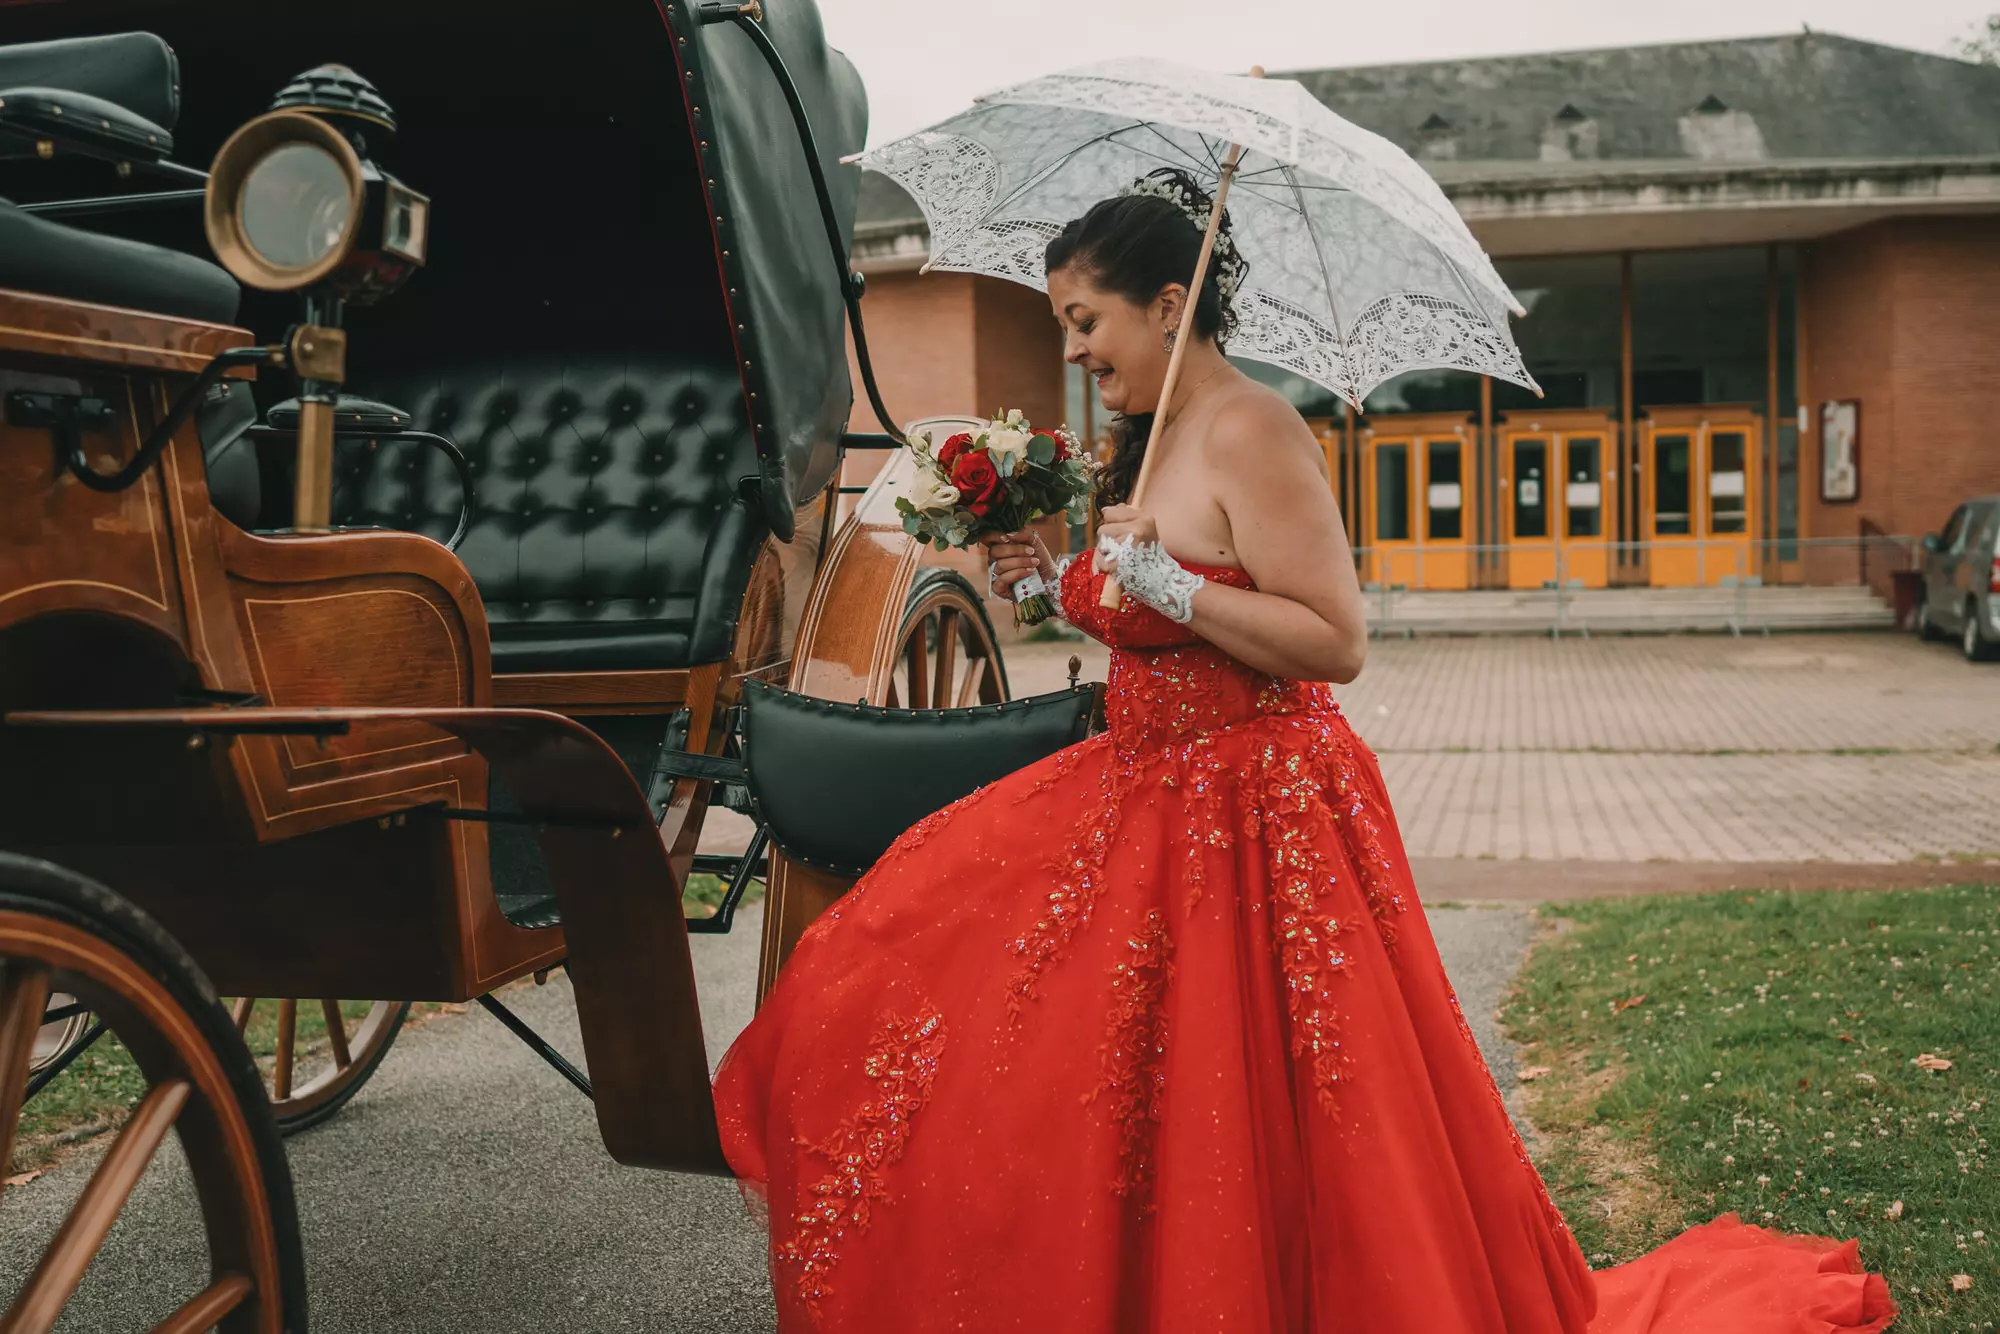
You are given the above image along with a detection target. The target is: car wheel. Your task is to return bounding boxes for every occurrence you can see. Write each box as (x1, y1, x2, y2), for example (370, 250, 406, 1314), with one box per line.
(1964, 605, 1998, 662)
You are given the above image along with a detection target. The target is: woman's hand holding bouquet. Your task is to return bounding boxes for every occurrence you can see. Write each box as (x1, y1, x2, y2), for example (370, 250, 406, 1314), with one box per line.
(895, 410, 1094, 626)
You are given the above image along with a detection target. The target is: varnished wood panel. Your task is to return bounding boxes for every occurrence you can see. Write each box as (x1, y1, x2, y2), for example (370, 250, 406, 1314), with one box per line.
(494, 669, 692, 711)
(0, 375, 186, 641)
(0, 288, 253, 376)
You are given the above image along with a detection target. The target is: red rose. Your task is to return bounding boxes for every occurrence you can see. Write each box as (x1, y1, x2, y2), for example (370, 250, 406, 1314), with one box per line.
(937, 432, 975, 471)
(949, 450, 1003, 516)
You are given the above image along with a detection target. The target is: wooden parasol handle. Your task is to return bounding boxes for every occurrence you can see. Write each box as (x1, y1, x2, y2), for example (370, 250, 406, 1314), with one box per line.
(1099, 139, 1246, 610)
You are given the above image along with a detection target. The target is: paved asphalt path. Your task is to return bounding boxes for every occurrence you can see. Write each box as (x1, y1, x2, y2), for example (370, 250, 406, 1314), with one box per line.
(1, 902, 1535, 1332)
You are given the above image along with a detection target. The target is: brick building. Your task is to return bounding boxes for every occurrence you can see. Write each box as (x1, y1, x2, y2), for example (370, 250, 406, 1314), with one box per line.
(845, 32, 2000, 590)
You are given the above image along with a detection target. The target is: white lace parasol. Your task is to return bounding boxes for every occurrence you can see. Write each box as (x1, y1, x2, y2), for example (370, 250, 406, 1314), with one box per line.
(857, 57, 1536, 409)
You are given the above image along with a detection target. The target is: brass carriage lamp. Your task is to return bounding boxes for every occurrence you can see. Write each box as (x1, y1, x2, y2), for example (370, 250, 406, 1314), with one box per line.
(202, 64, 430, 532)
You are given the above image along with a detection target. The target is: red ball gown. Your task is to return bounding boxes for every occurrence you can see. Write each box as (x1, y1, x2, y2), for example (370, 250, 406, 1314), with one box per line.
(714, 557, 1896, 1334)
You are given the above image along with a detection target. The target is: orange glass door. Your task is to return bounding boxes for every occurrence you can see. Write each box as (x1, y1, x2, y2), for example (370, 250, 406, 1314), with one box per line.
(1499, 413, 1617, 589)
(1642, 410, 1761, 586)
(1360, 435, 1416, 588)
(1501, 433, 1556, 588)
(1558, 432, 1612, 587)
(1362, 420, 1476, 589)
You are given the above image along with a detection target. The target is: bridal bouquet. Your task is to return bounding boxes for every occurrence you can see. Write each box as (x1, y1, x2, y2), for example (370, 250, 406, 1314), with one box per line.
(897, 410, 1094, 626)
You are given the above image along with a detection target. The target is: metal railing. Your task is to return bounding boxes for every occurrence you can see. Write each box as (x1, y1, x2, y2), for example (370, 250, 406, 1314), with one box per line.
(1351, 534, 1922, 638)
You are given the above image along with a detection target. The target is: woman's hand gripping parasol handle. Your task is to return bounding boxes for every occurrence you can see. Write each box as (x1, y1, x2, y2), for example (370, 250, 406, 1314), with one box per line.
(1099, 137, 1245, 611)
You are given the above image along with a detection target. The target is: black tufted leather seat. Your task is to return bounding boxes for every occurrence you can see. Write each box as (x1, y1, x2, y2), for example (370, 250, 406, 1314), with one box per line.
(330, 357, 758, 674)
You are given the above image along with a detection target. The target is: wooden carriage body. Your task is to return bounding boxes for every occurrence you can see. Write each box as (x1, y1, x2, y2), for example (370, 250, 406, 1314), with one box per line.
(0, 0, 1012, 1177)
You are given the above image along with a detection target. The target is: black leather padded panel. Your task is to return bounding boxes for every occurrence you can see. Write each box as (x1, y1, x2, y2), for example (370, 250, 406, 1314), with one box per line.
(332, 358, 761, 674)
(198, 381, 260, 530)
(0, 33, 180, 132)
(0, 198, 239, 325)
(741, 681, 1103, 878)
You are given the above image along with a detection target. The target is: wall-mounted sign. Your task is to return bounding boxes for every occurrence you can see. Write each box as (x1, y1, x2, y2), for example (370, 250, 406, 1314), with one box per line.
(1710, 470, 1746, 499)
(1821, 400, 1860, 503)
(1427, 483, 1462, 510)
(1566, 481, 1602, 509)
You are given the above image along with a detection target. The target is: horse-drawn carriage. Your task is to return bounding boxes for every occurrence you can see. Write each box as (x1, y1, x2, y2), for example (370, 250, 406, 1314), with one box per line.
(0, 1, 1098, 1326)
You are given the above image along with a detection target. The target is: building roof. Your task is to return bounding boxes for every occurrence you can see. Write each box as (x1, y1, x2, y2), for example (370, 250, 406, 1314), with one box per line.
(1280, 32, 2000, 163)
(850, 32, 2000, 261)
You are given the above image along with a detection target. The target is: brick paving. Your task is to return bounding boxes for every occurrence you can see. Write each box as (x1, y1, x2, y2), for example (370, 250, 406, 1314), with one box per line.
(1006, 632, 2000, 868)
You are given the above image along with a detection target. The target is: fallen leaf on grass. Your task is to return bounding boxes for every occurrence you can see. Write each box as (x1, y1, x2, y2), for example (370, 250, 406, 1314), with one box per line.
(1913, 1054, 1953, 1072)
(440, 1003, 468, 1015)
(4, 1170, 40, 1188)
(1951, 1274, 1973, 1293)
(1837, 1033, 1856, 1044)
(1614, 995, 1648, 1012)
(1518, 1066, 1552, 1083)
(1886, 1200, 1905, 1220)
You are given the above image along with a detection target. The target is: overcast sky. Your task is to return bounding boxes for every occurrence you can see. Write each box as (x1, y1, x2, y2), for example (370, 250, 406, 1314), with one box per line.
(818, 0, 1997, 145)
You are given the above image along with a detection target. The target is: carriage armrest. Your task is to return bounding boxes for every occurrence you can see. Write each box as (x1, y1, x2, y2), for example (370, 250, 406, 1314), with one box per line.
(4, 704, 728, 1175)
(0, 86, 173, 163)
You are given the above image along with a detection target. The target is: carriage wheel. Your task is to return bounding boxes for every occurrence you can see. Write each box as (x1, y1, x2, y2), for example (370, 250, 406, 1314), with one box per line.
(884, 568, 1009, 709)
(0, 853, 305, 1333)
(224, 996, 409, 1135)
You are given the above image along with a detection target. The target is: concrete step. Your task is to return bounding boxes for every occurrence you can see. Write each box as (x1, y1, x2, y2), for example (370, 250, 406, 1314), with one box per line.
(1366, 585, 1899, 635)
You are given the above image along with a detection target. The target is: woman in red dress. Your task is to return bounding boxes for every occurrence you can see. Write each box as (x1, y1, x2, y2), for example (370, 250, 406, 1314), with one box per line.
(712, 168, 1897, 1334)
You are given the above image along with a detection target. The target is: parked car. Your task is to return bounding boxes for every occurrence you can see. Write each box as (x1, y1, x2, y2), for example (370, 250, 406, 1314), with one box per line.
(1918, 495, 2000, 661)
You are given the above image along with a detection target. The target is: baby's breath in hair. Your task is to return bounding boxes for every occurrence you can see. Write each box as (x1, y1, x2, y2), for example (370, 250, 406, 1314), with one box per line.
(1116, 170, 1248, 303)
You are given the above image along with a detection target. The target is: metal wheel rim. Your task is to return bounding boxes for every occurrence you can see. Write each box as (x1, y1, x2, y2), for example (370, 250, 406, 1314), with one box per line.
(227, 997, 403, 1124)
(885, 580, 1006, 709)
(0, 912, 288, 1333)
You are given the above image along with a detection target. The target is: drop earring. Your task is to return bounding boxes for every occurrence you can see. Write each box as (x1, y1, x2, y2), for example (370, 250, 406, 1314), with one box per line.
(1163, 326, 1178, 354)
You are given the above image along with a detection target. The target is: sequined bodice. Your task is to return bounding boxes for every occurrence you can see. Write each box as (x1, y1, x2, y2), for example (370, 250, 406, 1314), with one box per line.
(1059, 556, 1338, 755)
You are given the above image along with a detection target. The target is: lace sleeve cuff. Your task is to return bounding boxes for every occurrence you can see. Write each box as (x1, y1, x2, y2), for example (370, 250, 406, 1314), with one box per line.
(1098, 535, 1204, 624)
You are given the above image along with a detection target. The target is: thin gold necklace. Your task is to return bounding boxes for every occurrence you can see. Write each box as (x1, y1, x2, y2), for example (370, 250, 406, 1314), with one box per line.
(1162, 361, 1227, 430)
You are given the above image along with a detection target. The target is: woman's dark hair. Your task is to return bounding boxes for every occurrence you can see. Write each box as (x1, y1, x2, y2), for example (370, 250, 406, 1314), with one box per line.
(1045, 167, 1246, 511)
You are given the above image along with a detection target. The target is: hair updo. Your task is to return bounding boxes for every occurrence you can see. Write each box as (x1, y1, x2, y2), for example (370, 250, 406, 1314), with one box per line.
(1044, 166, 1248, 510)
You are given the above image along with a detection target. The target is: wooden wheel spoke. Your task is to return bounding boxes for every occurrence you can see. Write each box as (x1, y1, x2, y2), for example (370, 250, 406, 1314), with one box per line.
(931, 609, 960, 708)
(7, 1076, 191, 1332)
(320, 999, 353, 1070)
(0, 964, 52, 1206)
(955, 654, 991, 709)
(229, 997, 254, 1034)
(151, 1272, 253, 1334)
(272, 1000, 297, 1101)
(904, 626, 930, 709)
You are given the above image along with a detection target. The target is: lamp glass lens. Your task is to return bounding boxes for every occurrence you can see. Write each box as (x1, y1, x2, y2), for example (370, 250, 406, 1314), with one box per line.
(240, 141, 352, 269)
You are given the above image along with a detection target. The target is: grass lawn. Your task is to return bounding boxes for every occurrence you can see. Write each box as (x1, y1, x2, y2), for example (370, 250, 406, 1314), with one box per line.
(10, 874, 757, 1180)
(1504, 884, 1998, 1332)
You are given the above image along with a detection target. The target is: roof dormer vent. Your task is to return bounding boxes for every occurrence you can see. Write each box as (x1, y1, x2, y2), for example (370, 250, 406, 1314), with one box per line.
(1540, 104, 1598, 162)
(1416, 112, 1458, 160)
(1679, 94, 1766, 159)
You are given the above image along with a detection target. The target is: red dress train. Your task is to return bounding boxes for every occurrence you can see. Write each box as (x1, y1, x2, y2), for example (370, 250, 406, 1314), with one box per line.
(713, 559, 1896, 1334)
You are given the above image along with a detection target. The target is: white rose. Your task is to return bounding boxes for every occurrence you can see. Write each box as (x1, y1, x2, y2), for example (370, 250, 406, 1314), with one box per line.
(986, 425, 1030, 477)
(907, 467, 961, 514)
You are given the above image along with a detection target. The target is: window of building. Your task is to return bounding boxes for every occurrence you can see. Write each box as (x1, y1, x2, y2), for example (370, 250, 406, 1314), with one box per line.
(1631, 247, 1767, 408)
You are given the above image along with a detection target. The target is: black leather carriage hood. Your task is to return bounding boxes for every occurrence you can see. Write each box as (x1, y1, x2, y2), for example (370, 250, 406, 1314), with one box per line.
(672, 0, 868, 537)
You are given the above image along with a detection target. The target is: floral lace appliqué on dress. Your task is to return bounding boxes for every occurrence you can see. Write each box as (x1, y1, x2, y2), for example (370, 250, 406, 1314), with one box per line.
(715, 554, 1896, 1334)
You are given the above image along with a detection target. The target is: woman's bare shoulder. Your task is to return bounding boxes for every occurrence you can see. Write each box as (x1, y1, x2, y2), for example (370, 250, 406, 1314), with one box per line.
(1202, 379, 1327, 480)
